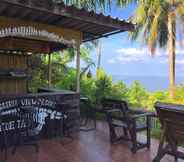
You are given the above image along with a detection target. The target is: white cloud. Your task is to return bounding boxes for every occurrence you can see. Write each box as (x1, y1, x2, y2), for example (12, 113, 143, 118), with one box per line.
(159, 56, 184, 65)
(176, 60, 184, 64)
(107, 46, 184, 65)
(176, 40, 184, 49)
(109, 47, 161, 64)
(176, 49, 184, 55)
(116, 48, 147, 56)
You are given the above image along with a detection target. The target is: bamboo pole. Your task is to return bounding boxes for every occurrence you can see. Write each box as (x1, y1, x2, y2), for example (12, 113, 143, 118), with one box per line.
(48, 53, 52, 88)
(97, 41, 102, 71)
(76, 44, 80, 93)
(26, 53, 29, 92)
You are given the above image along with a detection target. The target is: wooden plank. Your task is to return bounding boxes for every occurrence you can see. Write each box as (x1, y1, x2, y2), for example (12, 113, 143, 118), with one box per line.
(0, 53, 27, 94)
(0, 37, 51, 53)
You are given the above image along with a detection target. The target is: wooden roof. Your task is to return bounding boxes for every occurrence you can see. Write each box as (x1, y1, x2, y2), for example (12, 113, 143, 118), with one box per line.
(0, 0, 134, 42)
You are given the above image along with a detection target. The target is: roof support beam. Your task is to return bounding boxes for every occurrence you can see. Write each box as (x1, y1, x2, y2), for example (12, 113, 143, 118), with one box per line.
(83, 30, 125, 42)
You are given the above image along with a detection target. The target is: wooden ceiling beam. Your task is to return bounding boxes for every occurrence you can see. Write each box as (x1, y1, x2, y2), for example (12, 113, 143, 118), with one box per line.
(58, 19, 74, 26)
(79, 25, 113, 35)
(47, 16, 64, 25)
(88, 27, 114, 35)
(0, 4, 9, 15)
(19, 9, 32, 19)
(83, 30, 123, 42)
(5, 6, 20, 17)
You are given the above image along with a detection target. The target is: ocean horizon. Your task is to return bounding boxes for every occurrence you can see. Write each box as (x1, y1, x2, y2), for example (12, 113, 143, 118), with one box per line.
(112, 75, 184, 92)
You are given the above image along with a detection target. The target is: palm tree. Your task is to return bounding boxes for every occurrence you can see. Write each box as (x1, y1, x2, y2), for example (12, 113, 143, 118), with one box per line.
(63, 1, 104, 75)
(96, 41, 102, 71)
(63, 0, 184, 98)
(63, 0, 111, 11)
(122, 0, 184, 98)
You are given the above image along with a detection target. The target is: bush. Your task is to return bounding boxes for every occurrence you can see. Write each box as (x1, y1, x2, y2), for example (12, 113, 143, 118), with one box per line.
(127, 81, 149, 108)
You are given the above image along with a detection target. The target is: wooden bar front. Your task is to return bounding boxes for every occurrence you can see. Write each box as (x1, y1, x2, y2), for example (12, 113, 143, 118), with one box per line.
(0, 90, 80, 138)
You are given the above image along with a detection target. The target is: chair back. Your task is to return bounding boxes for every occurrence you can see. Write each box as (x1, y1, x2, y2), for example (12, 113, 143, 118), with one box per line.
(155, 102, 184, 142)
(102, 98, 129, 116)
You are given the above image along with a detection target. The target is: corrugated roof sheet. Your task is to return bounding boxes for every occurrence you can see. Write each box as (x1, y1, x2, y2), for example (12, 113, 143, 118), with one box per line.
(0, 0, 134, 42)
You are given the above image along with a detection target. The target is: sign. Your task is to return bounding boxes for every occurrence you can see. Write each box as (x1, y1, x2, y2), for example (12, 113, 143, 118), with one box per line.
(0, 97, 65, 135)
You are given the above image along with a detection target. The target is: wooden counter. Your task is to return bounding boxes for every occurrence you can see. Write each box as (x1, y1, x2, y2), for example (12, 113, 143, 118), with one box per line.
(0, 89, 80, 138)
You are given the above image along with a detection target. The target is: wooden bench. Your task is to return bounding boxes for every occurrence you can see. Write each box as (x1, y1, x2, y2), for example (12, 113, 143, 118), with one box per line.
(103, 98, 153, 153)
(153, 102, 184, 162)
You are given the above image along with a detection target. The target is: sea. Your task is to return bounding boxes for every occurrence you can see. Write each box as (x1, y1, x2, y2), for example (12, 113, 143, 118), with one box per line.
(112, 75, 184, 92)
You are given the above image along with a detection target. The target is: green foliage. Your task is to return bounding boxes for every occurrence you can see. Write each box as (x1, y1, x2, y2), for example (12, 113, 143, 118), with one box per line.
(55, 68, 76, 90)
(173, 84, 184, 103)
(29, 55, 48, 92)
(95, 69, 112, 103)
(145, 91, 168, 110)
(29, 46, 95, 91)
(109, 81, 128, 100)
(127, 81, 148, 108)
(80, 76, 96, 103)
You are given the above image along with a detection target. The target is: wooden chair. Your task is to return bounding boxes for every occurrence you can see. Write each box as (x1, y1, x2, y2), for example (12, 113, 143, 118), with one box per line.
(153, 102, 184, 162)
(80, 96, 115, 131)
(80, 97, 97, 131)
(56, 103, 80, 141)
(103, 98, 153, 153)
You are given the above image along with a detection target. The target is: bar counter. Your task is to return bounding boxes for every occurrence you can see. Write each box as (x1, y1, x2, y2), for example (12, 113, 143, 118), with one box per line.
(0, 88, 80, 138)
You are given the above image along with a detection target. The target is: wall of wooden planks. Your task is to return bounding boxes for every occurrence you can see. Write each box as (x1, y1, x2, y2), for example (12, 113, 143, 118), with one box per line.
(0, 54, 28, 95)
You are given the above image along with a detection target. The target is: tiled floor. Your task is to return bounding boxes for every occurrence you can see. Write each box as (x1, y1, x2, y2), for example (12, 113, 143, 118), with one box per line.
(2, 122, 183, 162)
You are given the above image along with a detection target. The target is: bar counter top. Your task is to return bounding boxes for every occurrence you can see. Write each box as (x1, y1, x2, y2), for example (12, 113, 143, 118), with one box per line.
(38, 87, 77, 94)
(0, 88, 78, 99)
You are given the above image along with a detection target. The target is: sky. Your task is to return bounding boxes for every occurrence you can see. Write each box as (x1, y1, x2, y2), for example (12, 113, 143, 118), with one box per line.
(88, 3, 184, 80)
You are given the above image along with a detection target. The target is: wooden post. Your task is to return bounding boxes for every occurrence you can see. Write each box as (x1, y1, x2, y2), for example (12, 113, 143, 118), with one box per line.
(48, 53, 52, 88)
(97, 41, 102, 70)
(76, 44, 80, 93)
(26, 54, 29, 92)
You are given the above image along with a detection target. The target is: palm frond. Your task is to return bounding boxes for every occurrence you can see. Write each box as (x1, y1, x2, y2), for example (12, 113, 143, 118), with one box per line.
(148, 7, 161, 55)
(116, 0, 137, 8)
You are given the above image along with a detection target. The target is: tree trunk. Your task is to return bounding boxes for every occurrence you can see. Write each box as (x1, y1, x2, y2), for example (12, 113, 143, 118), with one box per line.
(168, 12, 176, 98)
(97, 42, 102, 71)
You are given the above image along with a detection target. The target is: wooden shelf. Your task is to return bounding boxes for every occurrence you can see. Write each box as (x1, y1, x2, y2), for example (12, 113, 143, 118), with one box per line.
(0, 76, 27, 79)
